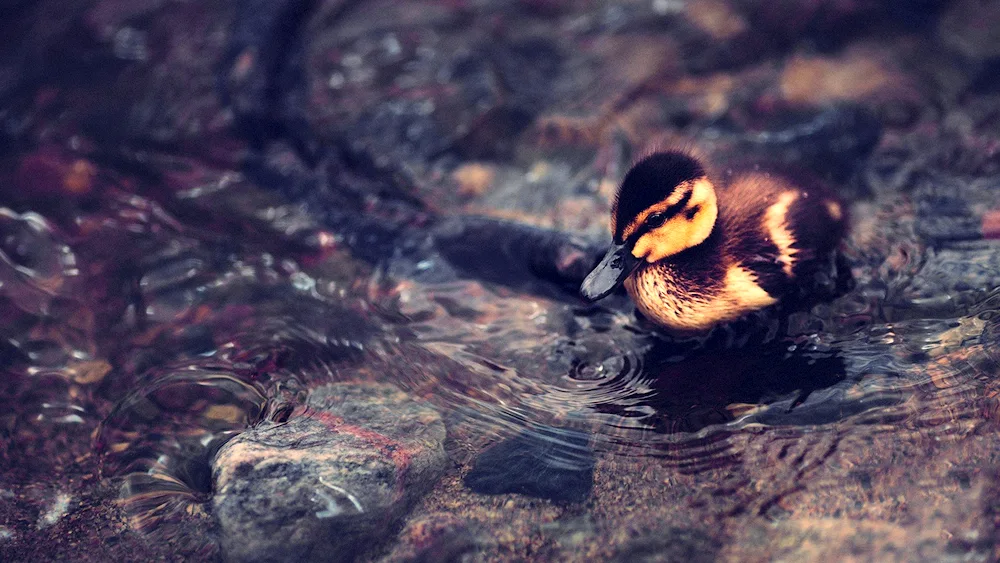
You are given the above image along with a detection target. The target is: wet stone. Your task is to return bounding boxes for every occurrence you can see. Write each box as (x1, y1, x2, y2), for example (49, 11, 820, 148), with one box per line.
(902, 246, 1000, 306)
(211, 382, 447, 563)
(463, 426, 594, 503)
(707, 103, 882, 183)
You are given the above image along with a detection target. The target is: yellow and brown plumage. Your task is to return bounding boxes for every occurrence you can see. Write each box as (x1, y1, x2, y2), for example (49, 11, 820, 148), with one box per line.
(580, 150, 846, 334)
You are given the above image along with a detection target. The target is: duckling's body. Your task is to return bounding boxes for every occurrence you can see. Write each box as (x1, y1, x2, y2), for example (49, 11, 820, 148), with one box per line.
(581, 151, 846, 334)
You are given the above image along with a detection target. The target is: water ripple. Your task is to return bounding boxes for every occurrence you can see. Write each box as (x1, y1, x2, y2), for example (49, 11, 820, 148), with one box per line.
(367, 269, 1000, 478)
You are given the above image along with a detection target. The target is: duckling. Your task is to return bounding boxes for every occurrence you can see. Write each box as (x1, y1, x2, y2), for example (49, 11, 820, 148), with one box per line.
(580, 150, 846, 334)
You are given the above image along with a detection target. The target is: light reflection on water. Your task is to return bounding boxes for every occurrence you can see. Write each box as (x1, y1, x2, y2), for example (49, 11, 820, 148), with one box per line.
(362, 255, 998, 470)
(3, 186, 999, 547)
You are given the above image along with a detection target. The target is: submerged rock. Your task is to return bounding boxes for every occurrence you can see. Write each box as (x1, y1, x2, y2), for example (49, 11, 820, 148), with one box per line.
(464, 426, 594, 503)
(211, 382, 447, 563)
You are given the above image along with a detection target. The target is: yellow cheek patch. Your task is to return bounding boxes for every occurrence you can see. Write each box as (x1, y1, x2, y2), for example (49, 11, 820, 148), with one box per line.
(633, 214, 700, 262)
(632, 186, 718, 262)
(764, 191, 799, 277)
(620, 180, 696, 240)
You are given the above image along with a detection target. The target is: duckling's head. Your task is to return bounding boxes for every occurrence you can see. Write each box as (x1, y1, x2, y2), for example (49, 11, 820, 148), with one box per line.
(581, 151, 718, 302)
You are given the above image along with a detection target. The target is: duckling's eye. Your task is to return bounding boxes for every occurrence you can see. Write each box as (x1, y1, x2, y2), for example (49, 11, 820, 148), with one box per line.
(646, 212, 667, 228)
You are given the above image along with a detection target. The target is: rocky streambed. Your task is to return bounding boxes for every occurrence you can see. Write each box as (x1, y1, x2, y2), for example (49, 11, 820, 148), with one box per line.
(4, 0, 1000, 561)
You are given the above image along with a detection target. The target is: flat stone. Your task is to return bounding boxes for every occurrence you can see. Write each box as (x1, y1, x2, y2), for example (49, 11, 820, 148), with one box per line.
(463, 427, 594, 503)
(212, 382, 447, 563)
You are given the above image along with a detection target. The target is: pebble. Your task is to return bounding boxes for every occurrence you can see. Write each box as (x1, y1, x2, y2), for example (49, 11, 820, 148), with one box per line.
(464, 426, 594, 503)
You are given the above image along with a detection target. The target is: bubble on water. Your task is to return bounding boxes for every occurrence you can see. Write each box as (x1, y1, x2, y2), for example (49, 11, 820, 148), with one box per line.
(0, 208, 78, 315)
(96, 366, 269, 532)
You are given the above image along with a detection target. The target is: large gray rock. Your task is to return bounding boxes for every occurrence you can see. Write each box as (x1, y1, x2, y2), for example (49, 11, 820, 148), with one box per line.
(212, 382, 447, 563)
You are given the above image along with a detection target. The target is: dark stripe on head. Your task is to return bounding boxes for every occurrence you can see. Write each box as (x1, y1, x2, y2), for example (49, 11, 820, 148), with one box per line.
(614, 152, 705, 241)
(626, 189, 694, 244)
(664, 189, 693, 218)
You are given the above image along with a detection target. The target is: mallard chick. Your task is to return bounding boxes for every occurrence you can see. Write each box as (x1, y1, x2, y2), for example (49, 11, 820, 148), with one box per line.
(580, 150, 846, 334)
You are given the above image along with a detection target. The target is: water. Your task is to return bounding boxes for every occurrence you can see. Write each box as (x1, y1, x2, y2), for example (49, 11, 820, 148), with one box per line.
(5, 1, 1000, 560)
(3, 165, 989, 553)
(2, 161, 998, 558)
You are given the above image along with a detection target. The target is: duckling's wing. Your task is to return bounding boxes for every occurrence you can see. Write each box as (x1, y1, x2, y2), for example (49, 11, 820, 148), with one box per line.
(720, 171, 842, 298)
(740, 250, 792, 297)
(782, 194, 847, 268)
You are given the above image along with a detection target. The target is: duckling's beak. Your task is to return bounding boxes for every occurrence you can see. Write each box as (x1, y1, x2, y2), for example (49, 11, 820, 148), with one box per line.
(580, 243, 640, 302)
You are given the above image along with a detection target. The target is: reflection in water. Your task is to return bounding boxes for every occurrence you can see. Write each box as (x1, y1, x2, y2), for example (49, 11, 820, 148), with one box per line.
(4, 177, 994, 547)
(366, 265, 999, 481)
(2, 174, 996, 555)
